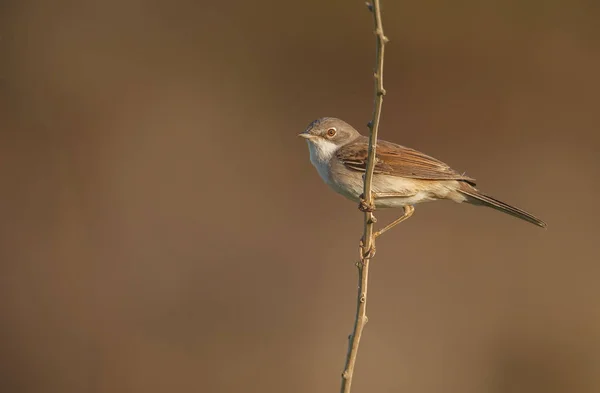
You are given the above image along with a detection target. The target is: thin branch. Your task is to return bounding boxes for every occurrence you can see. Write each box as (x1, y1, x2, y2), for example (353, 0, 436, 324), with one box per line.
(340, 1, 388, 393)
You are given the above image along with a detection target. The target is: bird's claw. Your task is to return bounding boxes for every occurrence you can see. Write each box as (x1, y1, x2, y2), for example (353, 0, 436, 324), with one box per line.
(359, 238, 376, 261)
(362, 244, 376, 259)
(358, 194, 376, 213)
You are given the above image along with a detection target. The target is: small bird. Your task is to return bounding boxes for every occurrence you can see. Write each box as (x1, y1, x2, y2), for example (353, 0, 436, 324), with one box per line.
(299, 117, 546, 232)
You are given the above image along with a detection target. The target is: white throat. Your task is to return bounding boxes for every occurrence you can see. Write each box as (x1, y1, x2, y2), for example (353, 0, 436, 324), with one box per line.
(306, 139, 338, 183)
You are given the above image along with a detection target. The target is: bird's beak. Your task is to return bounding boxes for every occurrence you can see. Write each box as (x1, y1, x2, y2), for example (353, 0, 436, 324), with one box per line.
(298, 133, 315, 140)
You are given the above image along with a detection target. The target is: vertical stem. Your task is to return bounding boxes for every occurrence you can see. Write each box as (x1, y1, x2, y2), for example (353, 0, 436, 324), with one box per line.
(340, 1, 387, 393)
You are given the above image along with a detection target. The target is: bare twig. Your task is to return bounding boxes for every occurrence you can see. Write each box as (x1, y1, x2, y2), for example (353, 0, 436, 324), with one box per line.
(340, 1, 388, 393)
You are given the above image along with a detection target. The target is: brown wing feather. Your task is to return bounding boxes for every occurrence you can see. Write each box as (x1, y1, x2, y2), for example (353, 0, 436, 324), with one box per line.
(337, 136, 477, 185)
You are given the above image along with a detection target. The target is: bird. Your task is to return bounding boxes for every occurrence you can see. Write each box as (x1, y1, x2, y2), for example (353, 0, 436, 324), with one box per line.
(298, 117, 546, 235)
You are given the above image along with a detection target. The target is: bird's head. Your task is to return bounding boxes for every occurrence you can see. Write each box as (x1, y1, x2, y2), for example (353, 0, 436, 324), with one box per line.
(298, 117, 361, 159)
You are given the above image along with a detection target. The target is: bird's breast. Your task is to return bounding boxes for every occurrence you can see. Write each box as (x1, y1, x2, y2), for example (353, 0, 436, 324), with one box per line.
(307, 142, 337, 183)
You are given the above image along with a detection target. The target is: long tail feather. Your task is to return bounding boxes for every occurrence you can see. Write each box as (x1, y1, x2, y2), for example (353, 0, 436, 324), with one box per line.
(458, 185, 547, 228)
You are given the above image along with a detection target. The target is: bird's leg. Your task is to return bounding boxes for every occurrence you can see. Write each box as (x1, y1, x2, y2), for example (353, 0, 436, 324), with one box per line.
(374, 205, 414, 239)
(358, 194, 413, 257)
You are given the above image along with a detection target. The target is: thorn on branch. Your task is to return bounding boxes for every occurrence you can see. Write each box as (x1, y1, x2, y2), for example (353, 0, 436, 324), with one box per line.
(377, 88, 386, 96)
(365, 2, 373, 11)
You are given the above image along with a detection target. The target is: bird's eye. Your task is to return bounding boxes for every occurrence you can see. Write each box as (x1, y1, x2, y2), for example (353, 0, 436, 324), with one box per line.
(326, 128, 337, 137)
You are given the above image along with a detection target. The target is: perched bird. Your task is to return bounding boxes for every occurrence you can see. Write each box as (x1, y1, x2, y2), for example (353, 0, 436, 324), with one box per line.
(299, 117, 546, 231)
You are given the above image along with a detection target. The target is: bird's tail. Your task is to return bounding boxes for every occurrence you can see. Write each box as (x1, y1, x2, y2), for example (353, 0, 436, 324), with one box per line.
(458, 184, 547, 228)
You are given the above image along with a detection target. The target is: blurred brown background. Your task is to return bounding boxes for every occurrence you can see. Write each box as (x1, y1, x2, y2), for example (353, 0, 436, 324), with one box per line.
(1, 1, 599, 392)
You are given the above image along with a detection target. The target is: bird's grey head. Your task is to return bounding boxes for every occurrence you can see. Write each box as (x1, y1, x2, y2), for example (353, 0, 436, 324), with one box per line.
(298, 117, 362, 170)
(298, 117, 360, 147)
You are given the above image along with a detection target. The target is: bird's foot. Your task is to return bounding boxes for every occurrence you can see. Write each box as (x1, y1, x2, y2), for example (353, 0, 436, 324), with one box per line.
(359, 238, 376, 261)
(358, 194, 376, 213)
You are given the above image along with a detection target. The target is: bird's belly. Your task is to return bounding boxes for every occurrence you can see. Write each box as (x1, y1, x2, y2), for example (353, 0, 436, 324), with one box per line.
(329, 172, 459, 208)
(373, 192, 433, 208)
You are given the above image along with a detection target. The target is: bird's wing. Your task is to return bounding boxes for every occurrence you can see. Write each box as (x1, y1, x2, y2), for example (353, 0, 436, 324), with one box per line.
(336, 137, 477, 185)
